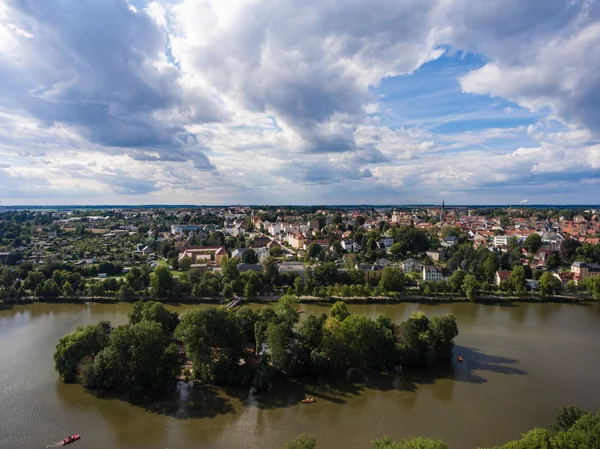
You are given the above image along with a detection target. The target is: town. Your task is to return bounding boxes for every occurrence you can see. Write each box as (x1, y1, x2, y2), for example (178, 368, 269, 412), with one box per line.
(1, 204, 600, 302)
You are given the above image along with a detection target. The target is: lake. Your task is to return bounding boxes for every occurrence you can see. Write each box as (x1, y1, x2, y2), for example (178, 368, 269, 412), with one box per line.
(1, 301, 600, 449)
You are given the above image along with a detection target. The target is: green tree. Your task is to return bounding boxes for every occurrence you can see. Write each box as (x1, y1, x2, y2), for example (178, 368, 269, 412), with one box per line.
(537, 272, 562, 298)
(151, 265, 174, 298)
(306, 242, 322, 259)
(294, 276, 304, 298)
(129, 300, 179, 333)
(330, 301, 350, 321)
(263, 256, 280, 289)
(372, 436, 448, 449)
(175, 307, 244, 383)
(62, 281, 74, 297)
(242, 249, 259, 264)
(461, 274, 479, 301)
(524, 233, 543, 254)
(448, 269, 467, 293)
(266, 322, 291, 371)
(222, 258, 241, 284)
(179, 256, 193, 271)
(508, 265, 527, 295)
(378, 267, 405, 293)
(53, 321, 112, 383)
(275, 294, 300, 328)
(553, 405, 585, 432)
(92, 320, 180, 390)
(483, 254, 499, 282)
(284, 434, 316, 449)
(269, 245, 283, 257)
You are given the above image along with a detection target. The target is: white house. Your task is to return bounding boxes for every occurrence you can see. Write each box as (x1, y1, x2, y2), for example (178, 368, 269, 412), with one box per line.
(402, 258, 423, 273)
(341, 239, 355, 252)
(441, 236, 459, 247)
(379, 237, 394, 250)
(493, 235, 510, 247)
(268, 222, 281, 236)
(422, 265, 443, 282)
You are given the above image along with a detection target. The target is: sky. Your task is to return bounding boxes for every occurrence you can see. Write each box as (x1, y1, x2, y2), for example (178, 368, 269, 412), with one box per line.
(0, 0, 599, 206)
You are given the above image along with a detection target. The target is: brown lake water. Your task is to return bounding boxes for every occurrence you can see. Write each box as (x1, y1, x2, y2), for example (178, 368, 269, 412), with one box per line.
(1, 301, 600, 449)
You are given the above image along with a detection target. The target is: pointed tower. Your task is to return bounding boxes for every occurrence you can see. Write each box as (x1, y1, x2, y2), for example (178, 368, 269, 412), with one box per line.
(440, 199, 445, 222)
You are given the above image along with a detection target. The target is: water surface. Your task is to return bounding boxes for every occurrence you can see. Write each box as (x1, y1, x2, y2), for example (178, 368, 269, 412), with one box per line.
(1, 301, 600, 449)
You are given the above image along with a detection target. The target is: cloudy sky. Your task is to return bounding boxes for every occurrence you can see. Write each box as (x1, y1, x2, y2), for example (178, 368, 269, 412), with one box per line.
(1, 0, 599, 205)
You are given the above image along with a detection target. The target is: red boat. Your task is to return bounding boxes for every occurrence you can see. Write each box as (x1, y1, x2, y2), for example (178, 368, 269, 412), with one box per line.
(61, 435, 80, 445)
(297, 309, 305, 313)
(457, 355, 464, 363)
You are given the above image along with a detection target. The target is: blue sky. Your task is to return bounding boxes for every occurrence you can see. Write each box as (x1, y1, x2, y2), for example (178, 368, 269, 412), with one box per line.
(0, 0, 599, 205)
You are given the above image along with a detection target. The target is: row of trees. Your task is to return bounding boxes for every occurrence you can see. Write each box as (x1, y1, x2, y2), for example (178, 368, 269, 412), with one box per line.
(284, 406, 599, 448)
(54, 299, 459, 392)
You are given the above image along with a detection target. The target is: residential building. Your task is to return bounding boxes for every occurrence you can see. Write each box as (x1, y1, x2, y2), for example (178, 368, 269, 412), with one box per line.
(231, 248, 248, 259)
(379, 237, 394, 250)
(341, 239, 355, 252)
(493, 235, 510, 247)
(402, 258, 423, 273)
(267, 222, 281, 236)
(571, 261, 600, 284)
(441, 236, 459, 247)
(178, 246, 228, 265)
(423, 265, 443, 282)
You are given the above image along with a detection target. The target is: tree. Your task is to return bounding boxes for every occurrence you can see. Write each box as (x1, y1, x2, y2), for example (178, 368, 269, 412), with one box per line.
(262, 256, 279, 288)
(389, 242, 403, 258)
(151, 265, 174, 298)
(62, 281, 74, 297)
(545, 253, 561, 270)
(483, 254, 499, 282)
(221, 258, 240, 284)
(306, 242, 322, 259)
(54, 321, 112, 383)
(586, 274, 600, 300)
(378, 267, 405, 293)
(330, 301, 350, 321)
(175, 307, 244, 383)
(284, 434, 316, 449)
(524, 233, 543, 254)
(372, 436, 448, 449)
(129, 300, 179, 333)
(448, 270, 467, 293)
(461, 274, 479, 301)
(95, 320, 180, 390)
(440, 226, 460, 239)
(508, 265, 527, 295)
(538, 272, 562, 298)
(560, 239, 581, 263)
(294, 276, 304, 298)
(242, 249, 259, 264)
(275, 295, 300, 328)
(179, 256, 193, 271)
(266, 322, 291, 371)
(553, 405, 585, 432)
(269, 245, 283, 257)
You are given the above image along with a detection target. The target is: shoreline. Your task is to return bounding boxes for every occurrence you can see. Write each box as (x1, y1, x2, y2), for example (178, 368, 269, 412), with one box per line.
(1, 293, 595, 307)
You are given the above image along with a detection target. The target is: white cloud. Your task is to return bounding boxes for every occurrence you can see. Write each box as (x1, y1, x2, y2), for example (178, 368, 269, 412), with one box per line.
(0, 0, 599, 204)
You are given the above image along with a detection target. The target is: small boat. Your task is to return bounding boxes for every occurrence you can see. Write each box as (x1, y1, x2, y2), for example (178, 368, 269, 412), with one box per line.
(297, 309, 305, 313)
(457, 355, 464, 363)
(61, 435, 80, 445)
(301, 397, 315, 403)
